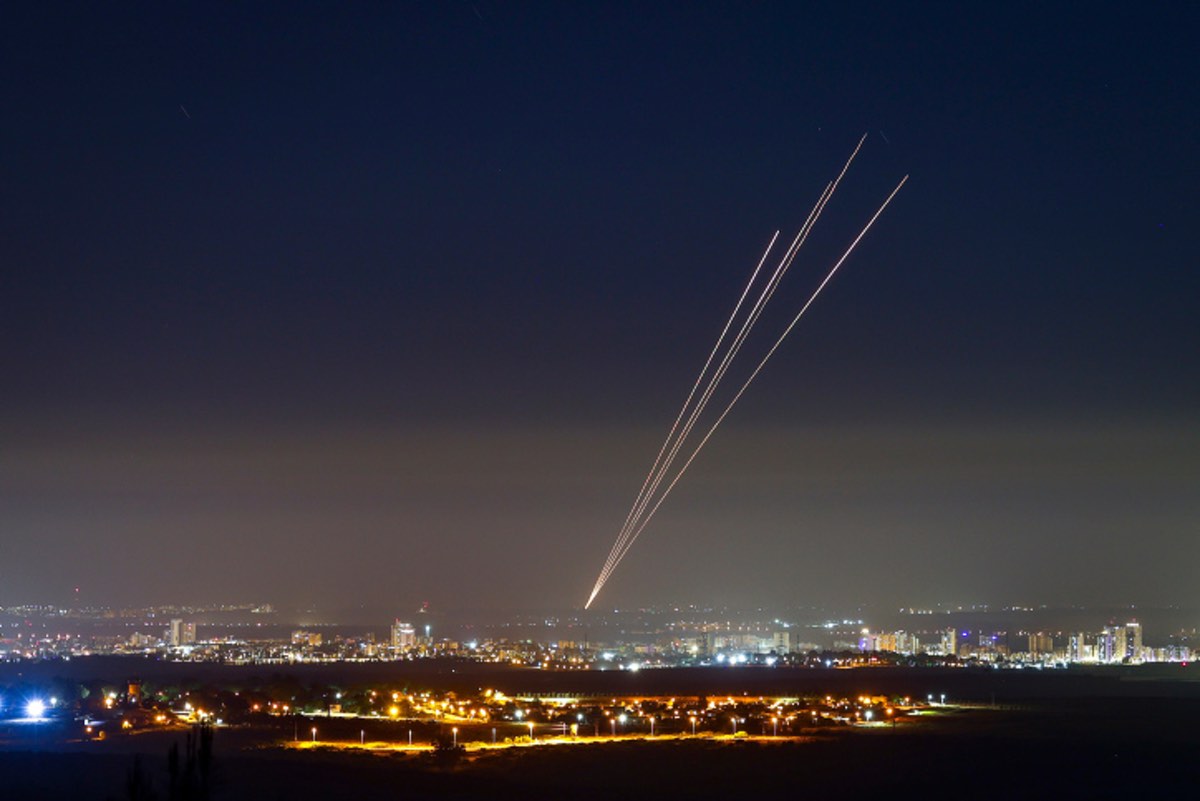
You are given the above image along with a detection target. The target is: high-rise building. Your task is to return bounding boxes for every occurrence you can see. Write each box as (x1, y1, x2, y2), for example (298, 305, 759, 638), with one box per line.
(1028, 632, 1054, 656)
(1124, 621, 1143, 662)
(168, 619, 196, 647)
(894, 631, 919, 655)
(941, 628, 957, 657)
(391, 620, 416, 650)
(291, 630, 323, 647)
(1097, 626, 1127, 664)
(1068, 632, 1089, 662)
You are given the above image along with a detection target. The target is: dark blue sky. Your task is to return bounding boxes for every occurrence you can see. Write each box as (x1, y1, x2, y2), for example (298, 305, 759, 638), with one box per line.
(2, 3, 1196, 611)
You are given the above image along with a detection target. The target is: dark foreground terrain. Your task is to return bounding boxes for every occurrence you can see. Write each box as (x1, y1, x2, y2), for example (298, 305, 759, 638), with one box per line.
(1, 698, 1197, 800)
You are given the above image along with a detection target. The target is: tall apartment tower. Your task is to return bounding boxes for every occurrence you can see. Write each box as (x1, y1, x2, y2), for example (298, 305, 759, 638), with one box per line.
(1124, 621, 1143, 662)
(168, 619, 196, 647)
(1028, 632, 1054, 656)
(1098, 626, 1127, 664)
(1069, 633, 1088, 662)
(391, 619, 416, 650)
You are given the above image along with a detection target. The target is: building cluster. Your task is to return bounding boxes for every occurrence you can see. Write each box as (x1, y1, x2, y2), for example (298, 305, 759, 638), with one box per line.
(856, 621, 1193, 665)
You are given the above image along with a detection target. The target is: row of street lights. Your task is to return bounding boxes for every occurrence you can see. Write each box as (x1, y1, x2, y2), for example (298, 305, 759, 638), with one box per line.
(309, 711, 821, 747)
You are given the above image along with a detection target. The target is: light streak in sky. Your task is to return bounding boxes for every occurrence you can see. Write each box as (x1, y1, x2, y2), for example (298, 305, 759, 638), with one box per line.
(590, 187, 818, 596)
(595, 230, 781, 588)
(585, 146, 906, 609)
(591, 136, 867, 603)
(598, 174, 910, 590)
(589, 138, 864, 604)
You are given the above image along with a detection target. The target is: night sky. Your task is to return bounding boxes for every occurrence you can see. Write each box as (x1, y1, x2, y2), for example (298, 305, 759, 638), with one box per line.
(2, 3, 1196, 613)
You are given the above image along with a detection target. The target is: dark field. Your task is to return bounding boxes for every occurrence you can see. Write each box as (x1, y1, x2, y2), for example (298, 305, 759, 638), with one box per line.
(2, 659, 1198, 799)
(2, 702, 1198, 800)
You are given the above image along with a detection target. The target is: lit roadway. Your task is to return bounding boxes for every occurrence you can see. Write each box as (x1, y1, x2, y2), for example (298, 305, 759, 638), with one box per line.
(286, 731, 824, 754)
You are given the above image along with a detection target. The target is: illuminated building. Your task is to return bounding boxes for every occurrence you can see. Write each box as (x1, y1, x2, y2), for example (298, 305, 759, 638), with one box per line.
(169, 619, 196, 647)
(1068, 632, 1088, 662)
(941, 628, 956, 657)
(858, 631, 898, 653)
(128, 631, 157, 648)
(1098, 625, 1127, 664)
(391, 620, 416, 650)
(1027, 632, 1054, 656)
(1124, 621, 1143, 662)
(291, 630, 323, 647)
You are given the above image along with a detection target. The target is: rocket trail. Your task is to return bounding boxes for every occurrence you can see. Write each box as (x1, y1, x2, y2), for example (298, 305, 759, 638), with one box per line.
(586, 173, 909, 610)
(591, 186, 824, 602)
(601, 174, 911, 585)
(590, 137, 868, 604)
(591, 231, 780, 592)
(591, 188, 820, 597)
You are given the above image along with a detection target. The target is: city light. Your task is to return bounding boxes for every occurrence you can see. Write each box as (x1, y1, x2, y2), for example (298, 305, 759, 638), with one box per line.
(25, 699, 46, 720)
